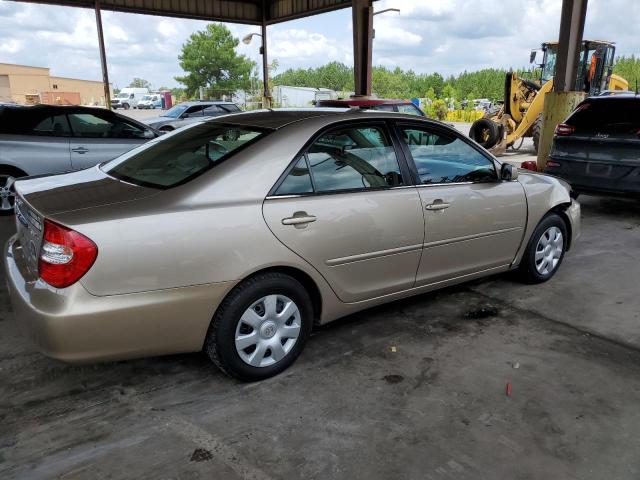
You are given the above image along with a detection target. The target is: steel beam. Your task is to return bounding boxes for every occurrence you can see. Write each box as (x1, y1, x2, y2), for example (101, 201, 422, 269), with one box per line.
(94, 0, 111, 109)
(554, 0, 588, 92)
(351, 0, 373, 96)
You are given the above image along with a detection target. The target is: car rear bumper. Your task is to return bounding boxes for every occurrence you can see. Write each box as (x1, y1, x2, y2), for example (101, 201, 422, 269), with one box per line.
(547, 156, 640, 197)
(4, 235, 235, 363)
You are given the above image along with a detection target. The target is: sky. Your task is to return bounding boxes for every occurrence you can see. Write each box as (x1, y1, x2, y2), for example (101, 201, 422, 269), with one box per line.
(0, 0, 638, 90)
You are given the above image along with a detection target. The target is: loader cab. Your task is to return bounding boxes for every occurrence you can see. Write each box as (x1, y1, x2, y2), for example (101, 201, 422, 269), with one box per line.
(538, 40, 618, 96)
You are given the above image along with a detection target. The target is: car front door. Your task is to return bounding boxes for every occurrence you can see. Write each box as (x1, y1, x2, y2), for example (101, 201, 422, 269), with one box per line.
(67, 112, 153, 170)
(396, 123, 527, 286)
(20, 113, 73, 175)
(263, 122, 424, 303)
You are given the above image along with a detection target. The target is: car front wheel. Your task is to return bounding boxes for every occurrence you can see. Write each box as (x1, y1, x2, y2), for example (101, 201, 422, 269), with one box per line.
(204, 272, 313, 381)
(518, 213, 568, 283)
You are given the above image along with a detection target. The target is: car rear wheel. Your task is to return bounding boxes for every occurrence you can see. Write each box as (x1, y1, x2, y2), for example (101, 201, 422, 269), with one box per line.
(123, 103, 130, 110)
(518, 213, 568, 283)
(0, 167, 26, 216)
(204, 272, 313, 381)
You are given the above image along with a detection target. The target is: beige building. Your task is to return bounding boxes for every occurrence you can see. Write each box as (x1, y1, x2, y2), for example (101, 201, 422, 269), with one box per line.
(0, 63, 112, 106)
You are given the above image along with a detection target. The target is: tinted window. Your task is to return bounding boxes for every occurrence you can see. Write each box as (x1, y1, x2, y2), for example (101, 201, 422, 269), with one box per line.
(566, 99, 640, 136)
(32, 114, 70, 136)
(306, 125, 403, 192)
(203, 106, 223, 116)
(400, 126, 496, 184)
(221, 104, 241, 113)
(68, 113, 148, 139)
(369, 105, 396, 112)
(104, 123, 266, 189)
(184, 106, 207, 118)
(276, 157, 313, 195)
(397, 104, 423, 116)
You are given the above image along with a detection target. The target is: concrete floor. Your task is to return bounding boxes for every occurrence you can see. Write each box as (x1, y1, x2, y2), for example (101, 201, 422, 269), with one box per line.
(1, 194, 640, 479)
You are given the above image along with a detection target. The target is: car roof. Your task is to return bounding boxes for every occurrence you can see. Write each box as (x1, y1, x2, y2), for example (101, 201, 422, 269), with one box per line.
(180, 101, 238, 106)
(317, 98, 415, 107)
(206, 107, 439, 130)
(0, 104, 114, 114)
(584, 94, 640, 103)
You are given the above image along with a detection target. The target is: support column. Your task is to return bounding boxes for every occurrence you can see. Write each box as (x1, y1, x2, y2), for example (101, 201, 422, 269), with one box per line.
(261, 20, 271, 108)
(94, 0, 111, 109)
(537, 0, 588, 168)
(352, 0, 373, 97)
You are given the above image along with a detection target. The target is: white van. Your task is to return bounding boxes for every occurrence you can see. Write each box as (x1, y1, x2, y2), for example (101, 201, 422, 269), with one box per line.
(111, 88, 149, 109)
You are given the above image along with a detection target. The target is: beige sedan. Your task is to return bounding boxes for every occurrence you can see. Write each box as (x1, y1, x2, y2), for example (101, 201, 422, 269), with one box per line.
(5, 109, 580, 381)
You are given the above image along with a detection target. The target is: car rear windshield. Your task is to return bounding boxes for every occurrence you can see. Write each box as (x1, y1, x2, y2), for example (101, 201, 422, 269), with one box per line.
(566, 98, 640, 136)
(103, 123, 268, 189)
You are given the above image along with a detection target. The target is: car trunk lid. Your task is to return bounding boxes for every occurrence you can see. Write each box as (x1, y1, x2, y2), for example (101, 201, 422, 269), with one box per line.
(13, 167, 159, 275)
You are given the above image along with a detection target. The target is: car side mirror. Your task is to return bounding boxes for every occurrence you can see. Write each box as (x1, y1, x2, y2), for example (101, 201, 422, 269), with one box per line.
(501, 163, 518, 181)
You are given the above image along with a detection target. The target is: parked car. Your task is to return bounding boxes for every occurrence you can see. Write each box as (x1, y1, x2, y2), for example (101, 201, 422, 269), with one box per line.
(5, 109, 580, 381)
(111, 88, 149, 109)
(143, 101, 242, 131)
(316, 98, 426, 116)
(137, 94, 162, 110)
(546, 95, 640, 197)
(0, 104, 158, 213)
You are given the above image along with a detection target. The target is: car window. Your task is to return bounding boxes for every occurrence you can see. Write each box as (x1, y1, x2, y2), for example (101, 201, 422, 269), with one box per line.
(400, 126, 496, 184)
(369, 105, 396, 112)
(185, 106, 206, 117)
(221, 104, 241, 113)
(566, 99, 640, 136)
(104, 124, 267, 189)
(32, 114, 71, 137)
(275, 157, 314, 195)
(397, 104, 423, 116)
(203, 106, 223, 116)
(68, 113, 149, 139)
(304, 125, 404, 193)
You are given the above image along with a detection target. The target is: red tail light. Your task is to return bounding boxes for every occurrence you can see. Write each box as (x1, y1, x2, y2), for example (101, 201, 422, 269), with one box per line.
(520, 160, 538, 172)
(555, 123, 575, 136)
(39, 220, 98, 288)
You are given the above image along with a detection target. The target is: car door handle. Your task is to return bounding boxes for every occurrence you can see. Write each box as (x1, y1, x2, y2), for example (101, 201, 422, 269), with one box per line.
(425, 201, 450, 211)
(282, 212, 317, 227)
(72, 147, 89, 154)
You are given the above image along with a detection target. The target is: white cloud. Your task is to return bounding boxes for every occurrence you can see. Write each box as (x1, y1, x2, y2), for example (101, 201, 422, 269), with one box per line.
(0, 0, 638, 89)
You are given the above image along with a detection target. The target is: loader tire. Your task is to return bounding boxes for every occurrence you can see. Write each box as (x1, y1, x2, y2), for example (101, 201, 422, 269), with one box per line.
(469, 118, 501, 149)
(532, 114, 542, 154)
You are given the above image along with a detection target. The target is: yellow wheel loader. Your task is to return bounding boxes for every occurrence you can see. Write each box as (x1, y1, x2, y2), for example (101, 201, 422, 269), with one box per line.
(469, 40, 628, 155)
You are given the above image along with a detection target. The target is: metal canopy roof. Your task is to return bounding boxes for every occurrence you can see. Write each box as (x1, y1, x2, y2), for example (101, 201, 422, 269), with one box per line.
(9, 0, 366, 25)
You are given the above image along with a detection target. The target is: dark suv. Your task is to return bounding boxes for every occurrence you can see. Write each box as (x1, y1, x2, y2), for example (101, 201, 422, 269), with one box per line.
(144, 101, 242, 132)
(546, 95, 640, 197)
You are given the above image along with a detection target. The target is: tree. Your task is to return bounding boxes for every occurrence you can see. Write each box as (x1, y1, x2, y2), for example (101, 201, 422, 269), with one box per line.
(614, 55, 640, 89)
(176, 23, 256, 98)
(129, 78, 151, 89)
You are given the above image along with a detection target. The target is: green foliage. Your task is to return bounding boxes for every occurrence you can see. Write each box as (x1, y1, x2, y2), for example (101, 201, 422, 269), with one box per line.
(614, 55, 640, 90)
(128, 78, 151, 89)
(271, 62, 541, 102)
(176, 23, 256, 98)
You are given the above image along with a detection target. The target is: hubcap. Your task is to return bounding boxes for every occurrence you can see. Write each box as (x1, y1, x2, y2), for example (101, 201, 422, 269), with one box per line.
(535, 226, 564, 275)
(0, 175, 16, 211)
(235, 294, 301, 368)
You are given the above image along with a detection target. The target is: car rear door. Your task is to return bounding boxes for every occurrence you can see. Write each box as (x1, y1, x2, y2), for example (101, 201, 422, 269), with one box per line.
(549, 98, 640, 193)
(0, 109, 73, 176)
(67, 111, 153, 170)
(395, 122, 527, 286)
(263, 121, 424, 303)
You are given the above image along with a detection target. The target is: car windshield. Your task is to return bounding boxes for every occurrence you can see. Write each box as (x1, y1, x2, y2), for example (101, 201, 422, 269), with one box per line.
(161, 104, 190, 118)
(102, 123, 268, 189)
(115, 92, 129, 99)
(141, 95, 152, 101)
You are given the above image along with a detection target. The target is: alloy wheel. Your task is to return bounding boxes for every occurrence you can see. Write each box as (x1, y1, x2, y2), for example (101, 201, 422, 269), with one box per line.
(0, 175, 16, 211)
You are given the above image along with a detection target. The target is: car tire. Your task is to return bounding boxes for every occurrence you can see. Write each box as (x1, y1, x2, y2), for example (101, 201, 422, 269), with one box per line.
(123, 103, 130, 110)
(517, 213, 568, 284)
(0, 166, 26, 216)
(204, 272, 314, 381)
(469, 118, 501, 149)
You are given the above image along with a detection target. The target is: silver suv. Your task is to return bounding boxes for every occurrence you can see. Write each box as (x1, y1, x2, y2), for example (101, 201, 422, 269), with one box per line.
(0, 104, 158, 214)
